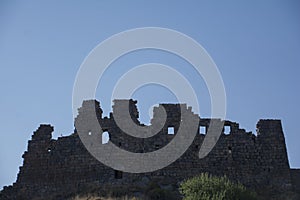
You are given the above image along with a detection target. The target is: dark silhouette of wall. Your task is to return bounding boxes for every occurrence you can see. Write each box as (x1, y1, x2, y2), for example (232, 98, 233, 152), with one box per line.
(0, 99, 297, 199)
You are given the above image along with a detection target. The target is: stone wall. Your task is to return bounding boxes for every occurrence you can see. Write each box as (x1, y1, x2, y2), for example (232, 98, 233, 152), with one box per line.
(0, 99, 296, 199)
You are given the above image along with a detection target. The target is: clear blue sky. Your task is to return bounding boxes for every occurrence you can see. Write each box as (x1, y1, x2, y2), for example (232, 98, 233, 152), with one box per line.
(0, 0, 299, 188)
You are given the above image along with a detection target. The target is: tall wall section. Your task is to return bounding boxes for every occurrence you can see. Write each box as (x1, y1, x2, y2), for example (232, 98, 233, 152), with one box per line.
(0, 99, 293, 199)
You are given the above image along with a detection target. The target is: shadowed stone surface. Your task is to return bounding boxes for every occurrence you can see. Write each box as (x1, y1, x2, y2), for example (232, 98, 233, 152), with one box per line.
(0, 99, 299, 200)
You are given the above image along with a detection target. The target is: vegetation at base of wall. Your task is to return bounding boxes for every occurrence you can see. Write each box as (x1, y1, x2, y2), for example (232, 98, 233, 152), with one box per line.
(68, 174, 260, 200)
(180, 173, 258, 200)
(72, 195, 141, 200)
(144, 181, 178, 200)
(67, 180, 179, 200)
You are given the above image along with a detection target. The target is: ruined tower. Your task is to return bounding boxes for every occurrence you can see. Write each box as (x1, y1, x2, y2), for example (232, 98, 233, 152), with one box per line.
(0, 99, 297, 200)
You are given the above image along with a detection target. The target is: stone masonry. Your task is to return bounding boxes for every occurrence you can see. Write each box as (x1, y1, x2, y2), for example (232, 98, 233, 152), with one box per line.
(0, 99, 298, 199)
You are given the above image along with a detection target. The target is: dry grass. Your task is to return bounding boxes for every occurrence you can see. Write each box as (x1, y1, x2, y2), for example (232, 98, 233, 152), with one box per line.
(72, 195, 141, 200)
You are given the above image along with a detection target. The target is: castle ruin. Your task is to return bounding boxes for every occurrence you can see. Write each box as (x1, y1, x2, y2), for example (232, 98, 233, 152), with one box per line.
(0, 99, 299, 199)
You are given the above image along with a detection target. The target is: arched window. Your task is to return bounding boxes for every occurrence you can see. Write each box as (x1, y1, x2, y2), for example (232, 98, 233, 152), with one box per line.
(224, 126, 231, 135)
(102, 131, 110, 144)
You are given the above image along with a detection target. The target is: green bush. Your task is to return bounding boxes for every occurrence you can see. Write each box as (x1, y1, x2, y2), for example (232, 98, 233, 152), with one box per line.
(180, 173, 257, 200)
